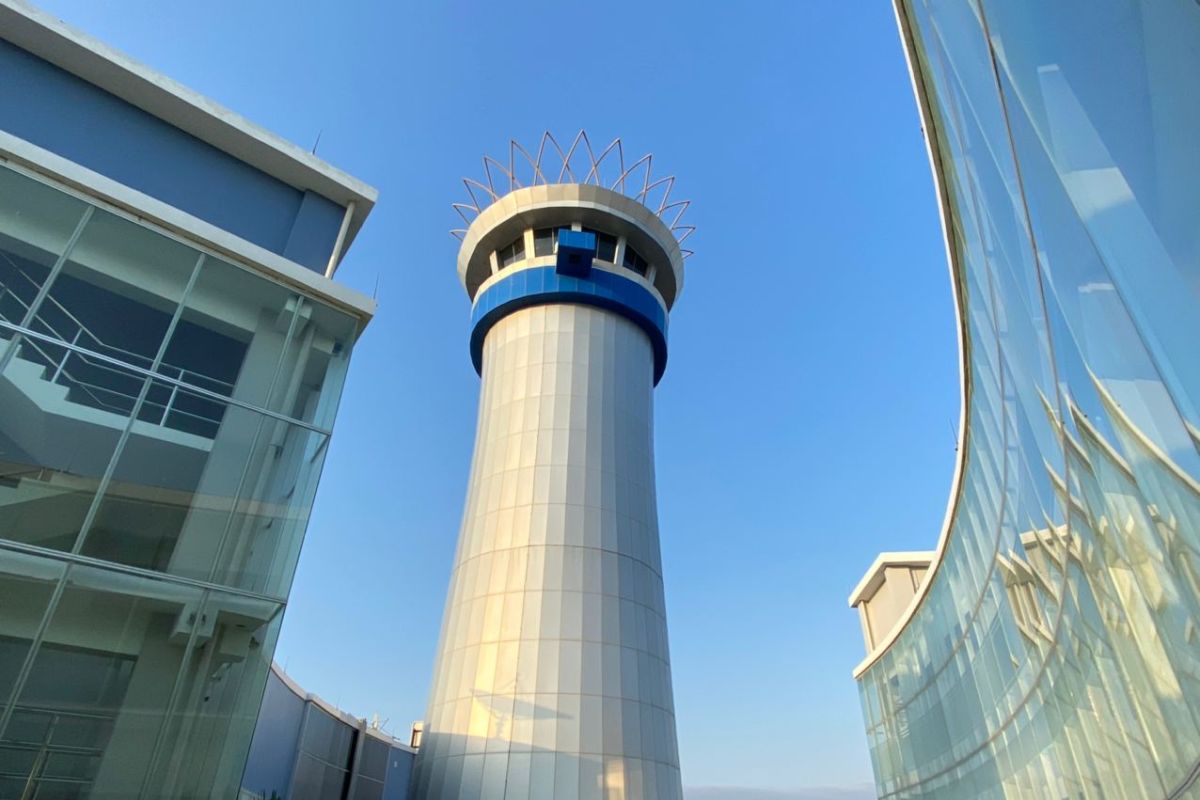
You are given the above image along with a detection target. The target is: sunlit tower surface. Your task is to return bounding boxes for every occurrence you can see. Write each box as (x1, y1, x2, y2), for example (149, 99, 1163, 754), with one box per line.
(411, 133, 694, 799)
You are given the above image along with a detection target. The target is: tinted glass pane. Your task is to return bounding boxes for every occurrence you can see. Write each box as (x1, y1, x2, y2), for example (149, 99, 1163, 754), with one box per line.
(42, 209, 198, 370)
(166, 257, 314, 413)
(582, 229, 617, 263)
(622, 247, 648, 276)
(533, 228, 556, 257)
(77, 379, 329, 594)
(0, 349, 123, 553)
(498, 236, 526, 268)
(0, 562, 66, 722)
(16, 570, 283, 798)
(0, 167, 89, 337)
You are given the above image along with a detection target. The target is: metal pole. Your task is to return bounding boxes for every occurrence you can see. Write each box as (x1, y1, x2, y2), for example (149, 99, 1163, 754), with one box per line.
(51, 328, 81, 383)
(0, 206, 93, 377)
(344, 718, 369, 800)
(324, 201, 356, 279)
(162, 381, 180, 426)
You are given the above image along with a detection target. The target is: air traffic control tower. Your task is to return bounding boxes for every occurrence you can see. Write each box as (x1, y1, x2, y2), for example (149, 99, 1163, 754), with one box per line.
(411, 133, 693, 800)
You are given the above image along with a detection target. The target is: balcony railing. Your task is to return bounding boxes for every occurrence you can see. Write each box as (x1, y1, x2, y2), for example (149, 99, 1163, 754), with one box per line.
(0, 265, 234, 440)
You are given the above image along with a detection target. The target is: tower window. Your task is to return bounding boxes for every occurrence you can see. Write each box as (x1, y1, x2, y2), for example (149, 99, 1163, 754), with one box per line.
(496, 236, 525, 268)
(533, 228, 560, 256)
(582, 228, 617, 262)
(623, 246, 649, 276)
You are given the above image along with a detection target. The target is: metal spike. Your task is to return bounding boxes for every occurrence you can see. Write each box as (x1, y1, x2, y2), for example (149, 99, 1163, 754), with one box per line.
(452, 203, 478, 226)
(482, 156, 514, 197)
(542, 132, 572, 183)
(614, 153, 651, 194)
(533, 133, 552, 184)
(587, 138, 622, 186)
(512, 139, 546, 185)
(462, 178, 496, 208)
(561, 131, 588, 183)
(661, 199, 690, 228)
(454, 132, 693, 259)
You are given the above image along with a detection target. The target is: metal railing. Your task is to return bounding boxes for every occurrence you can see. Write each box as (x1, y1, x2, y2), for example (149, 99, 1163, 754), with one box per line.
(0, 264, 234, 439)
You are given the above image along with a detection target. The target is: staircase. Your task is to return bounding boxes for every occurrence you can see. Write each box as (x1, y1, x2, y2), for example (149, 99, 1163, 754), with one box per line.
(0, 264, 232, 443)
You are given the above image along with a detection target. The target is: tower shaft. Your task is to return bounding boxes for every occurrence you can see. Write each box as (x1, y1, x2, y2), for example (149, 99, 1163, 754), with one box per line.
(415, 303, 681, 799)
(422, 146, 693, 798)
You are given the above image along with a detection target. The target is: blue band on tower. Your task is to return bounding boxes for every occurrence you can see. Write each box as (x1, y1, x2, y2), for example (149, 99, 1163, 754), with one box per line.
(469, 266, 669, 384)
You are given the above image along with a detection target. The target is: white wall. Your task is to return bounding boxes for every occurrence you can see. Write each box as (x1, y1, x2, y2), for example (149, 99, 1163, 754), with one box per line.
(414, 303, 682, 800)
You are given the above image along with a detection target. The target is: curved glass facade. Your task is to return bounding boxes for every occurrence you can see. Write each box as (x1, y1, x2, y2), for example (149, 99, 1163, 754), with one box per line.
(856, 1, 1200, 797)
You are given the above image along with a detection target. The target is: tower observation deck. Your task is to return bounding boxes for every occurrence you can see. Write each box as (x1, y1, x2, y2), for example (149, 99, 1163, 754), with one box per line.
(411, 133, 693, 800)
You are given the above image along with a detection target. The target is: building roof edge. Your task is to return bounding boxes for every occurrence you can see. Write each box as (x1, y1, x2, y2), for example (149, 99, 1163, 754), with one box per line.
(847, 551, 937, 609)
(0, 0, 378, 251)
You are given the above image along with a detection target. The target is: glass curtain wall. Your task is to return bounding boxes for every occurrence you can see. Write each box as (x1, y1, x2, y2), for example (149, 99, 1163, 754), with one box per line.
(0, 162, 360, 799)
(857, 1, 1200, 798)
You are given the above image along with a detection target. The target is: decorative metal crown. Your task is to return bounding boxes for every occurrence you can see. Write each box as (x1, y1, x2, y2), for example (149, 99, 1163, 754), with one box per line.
(452, 131, 694, 258)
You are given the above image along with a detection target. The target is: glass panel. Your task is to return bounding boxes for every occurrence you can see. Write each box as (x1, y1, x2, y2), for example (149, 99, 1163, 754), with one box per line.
(621, 246, 648, 276)
(0, 167, 90, 336)
(498, 236, 526, 269)
(162, 257, 357, 428)
(0, 147, 359, 800)
(582, 229, 616, 263)
(162, 256, 295, 413)
(0, 349, 123, 554)
(79, 380, 330, 594)
(857, 0, 1200, 795)
(7, 567, 282, 799)
(0, 554, 67, 725)
(533, 228, 557, 257)
(39, 208, 198, 372)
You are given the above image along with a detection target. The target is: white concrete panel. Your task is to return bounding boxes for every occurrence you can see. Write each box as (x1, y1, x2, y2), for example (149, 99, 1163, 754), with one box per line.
(414, 303, 681, 799)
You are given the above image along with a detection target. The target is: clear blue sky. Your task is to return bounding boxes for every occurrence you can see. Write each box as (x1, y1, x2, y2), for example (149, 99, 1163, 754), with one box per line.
(35, 2, 959, 795)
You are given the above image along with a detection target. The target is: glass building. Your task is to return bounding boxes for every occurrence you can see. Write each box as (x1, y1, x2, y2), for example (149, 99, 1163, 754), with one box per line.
(0, 3, 377, 798)
(850, 1, 1200, 798)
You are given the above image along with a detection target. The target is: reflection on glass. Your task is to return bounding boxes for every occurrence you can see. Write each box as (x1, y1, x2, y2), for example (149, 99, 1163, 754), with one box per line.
(41, 209, 199, 371)
(0, 352, 122, 554)
(581, 228, 617, 263)
(533, 228, 559, 257)
(0, 168, 91, 354)
(859, 1, 1200, 797)
(497, 237, 526, 269)
(0, 159, 361, 798)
